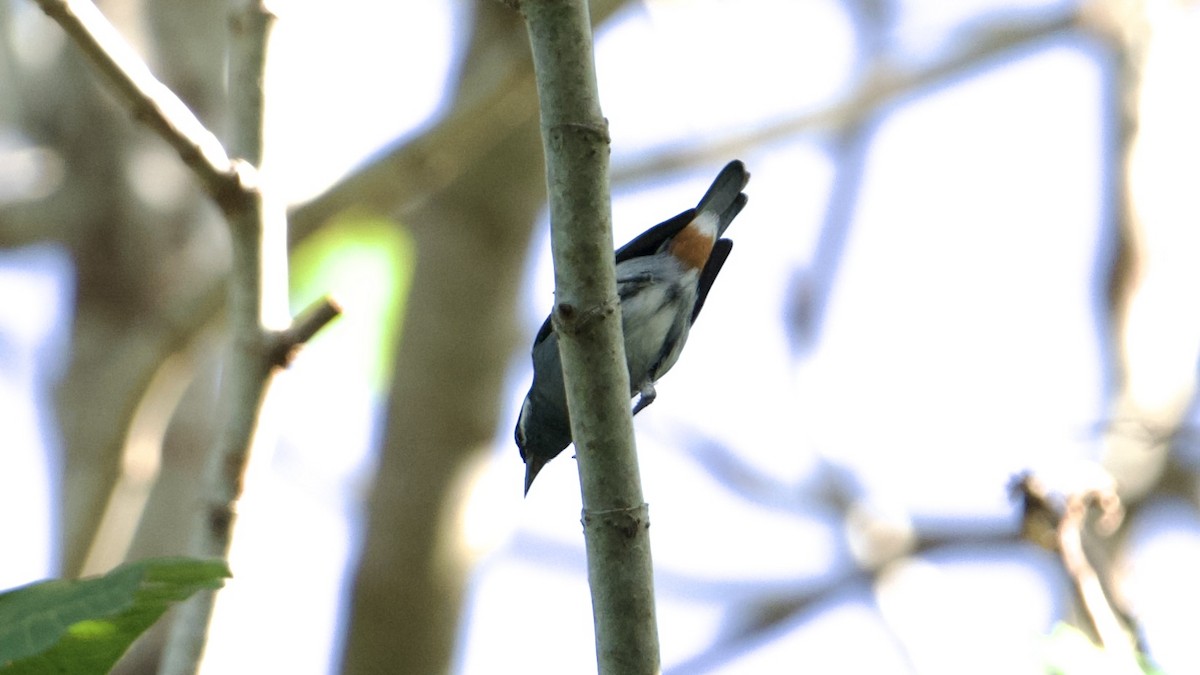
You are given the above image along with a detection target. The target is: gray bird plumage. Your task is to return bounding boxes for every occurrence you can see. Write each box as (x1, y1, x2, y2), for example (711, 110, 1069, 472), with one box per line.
(516, 160, 749, 494)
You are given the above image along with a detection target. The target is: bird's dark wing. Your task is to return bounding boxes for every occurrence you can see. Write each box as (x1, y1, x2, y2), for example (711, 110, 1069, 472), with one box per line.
(691, 238, 732, 324)
(532, 314, 554, 349)
(531, 208, 694, 351)
(614, 208, 695, 264)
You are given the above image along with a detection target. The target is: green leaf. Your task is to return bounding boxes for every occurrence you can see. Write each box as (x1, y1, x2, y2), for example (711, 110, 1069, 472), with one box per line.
(0, 557, 230, 674)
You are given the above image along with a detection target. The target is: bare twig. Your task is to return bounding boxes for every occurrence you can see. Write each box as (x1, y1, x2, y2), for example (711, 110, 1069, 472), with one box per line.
(1012, 471, 1142, 671)
(1057, 484, 1131, 659)
(32, 0, 252, 207)
(267, 296, 343, 367)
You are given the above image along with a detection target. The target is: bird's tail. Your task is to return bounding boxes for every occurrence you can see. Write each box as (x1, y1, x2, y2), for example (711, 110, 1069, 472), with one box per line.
(695, 160, 750, 237)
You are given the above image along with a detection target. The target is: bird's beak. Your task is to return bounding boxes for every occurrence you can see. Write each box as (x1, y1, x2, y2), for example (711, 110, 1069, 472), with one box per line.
(524, 457, 547, 497)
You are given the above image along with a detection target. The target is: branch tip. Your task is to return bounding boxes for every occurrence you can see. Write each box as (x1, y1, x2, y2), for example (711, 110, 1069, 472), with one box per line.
(266, 296, 342, 368)
(1013, 469, 1139, 663)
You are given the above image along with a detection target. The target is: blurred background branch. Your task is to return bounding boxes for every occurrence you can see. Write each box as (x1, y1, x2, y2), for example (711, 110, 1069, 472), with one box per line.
(3, 0, 1200, 673)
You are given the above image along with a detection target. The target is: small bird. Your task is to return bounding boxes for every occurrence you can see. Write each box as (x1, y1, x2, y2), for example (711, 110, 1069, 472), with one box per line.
(515, 160, 749, 495)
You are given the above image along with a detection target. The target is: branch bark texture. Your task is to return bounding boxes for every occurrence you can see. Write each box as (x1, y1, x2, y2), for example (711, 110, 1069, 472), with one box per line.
(520, 1, 660, 672)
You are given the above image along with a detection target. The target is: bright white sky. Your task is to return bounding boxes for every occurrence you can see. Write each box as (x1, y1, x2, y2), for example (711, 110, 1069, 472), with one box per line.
(3, 0, 1200, 673)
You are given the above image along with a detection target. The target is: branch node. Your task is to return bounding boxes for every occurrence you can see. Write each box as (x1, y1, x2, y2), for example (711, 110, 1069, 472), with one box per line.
(210, 159, 261, 215)
(546, 120, 611, 145)
(582, 503, 651, 540)
(552, 296, 618, 337)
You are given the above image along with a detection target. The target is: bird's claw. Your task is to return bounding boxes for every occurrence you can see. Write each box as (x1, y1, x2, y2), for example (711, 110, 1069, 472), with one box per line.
(632, 383, 657, 415)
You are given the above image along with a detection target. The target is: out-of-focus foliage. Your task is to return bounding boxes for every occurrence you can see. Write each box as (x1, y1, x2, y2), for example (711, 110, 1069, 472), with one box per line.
(0, 558, 230, 674)
(289, 216, 414, 393)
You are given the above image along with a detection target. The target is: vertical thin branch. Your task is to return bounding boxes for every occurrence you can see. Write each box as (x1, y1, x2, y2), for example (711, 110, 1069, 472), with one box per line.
(34, 1, 339, 673)
(158, 2, 278, 674)
(518, 1, 661, 673)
